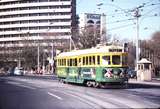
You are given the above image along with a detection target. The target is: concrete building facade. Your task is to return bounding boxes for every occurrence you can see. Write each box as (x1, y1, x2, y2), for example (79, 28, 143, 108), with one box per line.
(0, 0, 76, 53)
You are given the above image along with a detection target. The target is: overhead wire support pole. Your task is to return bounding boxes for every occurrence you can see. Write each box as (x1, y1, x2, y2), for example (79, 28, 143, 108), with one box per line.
(134, 7, 141, 69)
(136, 11, 139, 67)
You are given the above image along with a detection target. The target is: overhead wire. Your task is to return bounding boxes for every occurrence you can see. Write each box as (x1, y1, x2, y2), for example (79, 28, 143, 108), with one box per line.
(107, 18, 135, 24)
(107, 23, 135, 31)
(77, 0, 159, 32)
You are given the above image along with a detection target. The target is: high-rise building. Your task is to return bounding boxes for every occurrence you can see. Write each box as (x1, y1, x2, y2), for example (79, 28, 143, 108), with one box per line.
(0, 0, 76, 54)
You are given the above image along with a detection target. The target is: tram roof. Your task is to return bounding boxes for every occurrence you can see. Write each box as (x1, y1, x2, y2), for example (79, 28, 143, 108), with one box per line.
(56, 45, 124, 58)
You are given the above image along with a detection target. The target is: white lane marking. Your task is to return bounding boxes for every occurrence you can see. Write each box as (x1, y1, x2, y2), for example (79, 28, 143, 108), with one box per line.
(47, 92, 63, 100)
(7, 81, 21, 85)
(6, 81, 36, 90)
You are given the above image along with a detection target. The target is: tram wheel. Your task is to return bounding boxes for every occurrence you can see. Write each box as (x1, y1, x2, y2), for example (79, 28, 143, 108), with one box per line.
(93, 82, 99, 88)
(86, 81, 92, 87)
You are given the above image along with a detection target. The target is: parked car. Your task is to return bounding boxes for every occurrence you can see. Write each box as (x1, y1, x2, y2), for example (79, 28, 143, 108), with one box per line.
(127, 68, 137, 78)
(14, 67, 24, 76)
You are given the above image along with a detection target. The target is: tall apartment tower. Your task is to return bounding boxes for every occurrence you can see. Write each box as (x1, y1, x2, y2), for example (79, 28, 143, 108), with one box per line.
(0, 0, 76, 55)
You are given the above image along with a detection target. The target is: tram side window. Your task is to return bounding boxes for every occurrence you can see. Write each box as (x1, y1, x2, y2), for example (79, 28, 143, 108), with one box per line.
(70, 59, 73, 66)
(93, 56, 95, 65)
(61, 59, 63, 66)
(97, 56, 100, 65)
(79, 58, 81, 63)
(83, 57, 85, 65)
(89, 56, 92, 65)
(75, 58, 77, 66)
(102, 56, 110, 65)
(59, 59, 61, 66)
(86, 56, 88, 65)
(112, 55, 120, 65)
(64, 59, 66, 66)
(62, 59, 64, 66)
(57, 59, 59, 66)
(78, 58, 82, 66)
(67, 59, 70, 66)
(72, 59, 75, 66)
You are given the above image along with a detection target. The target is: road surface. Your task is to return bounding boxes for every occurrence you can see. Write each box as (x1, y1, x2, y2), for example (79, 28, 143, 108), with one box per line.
(0, 76, 160, 109)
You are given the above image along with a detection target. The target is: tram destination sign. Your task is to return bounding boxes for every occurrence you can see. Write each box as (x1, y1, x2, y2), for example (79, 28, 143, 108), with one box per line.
(109, 49, 122, 52)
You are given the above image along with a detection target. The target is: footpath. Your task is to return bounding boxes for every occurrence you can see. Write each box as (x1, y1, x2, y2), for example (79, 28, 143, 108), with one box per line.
(129, 78, 160, 87)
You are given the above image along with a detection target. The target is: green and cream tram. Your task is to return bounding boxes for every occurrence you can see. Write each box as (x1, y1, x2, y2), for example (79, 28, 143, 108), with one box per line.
(55, 45, 128, 87)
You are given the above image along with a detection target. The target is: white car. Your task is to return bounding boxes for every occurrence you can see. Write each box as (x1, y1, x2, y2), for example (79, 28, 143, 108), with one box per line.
(14, 67, 24, 75)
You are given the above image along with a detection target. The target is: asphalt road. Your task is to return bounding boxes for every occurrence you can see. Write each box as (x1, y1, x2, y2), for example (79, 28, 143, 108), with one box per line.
(0, 76, 160, 109)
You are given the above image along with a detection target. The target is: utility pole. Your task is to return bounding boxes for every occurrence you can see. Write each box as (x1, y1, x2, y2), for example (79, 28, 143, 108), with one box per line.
(100, 13, 106, 45)
(133, 7, 141, 69)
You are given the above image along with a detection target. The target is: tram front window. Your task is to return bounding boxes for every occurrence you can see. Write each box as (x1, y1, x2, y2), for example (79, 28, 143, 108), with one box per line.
(112, 55, 120, 65)
(122, 55, 127, 65)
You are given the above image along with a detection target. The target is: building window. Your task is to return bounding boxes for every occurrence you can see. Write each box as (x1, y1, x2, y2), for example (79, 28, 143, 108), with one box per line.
(87, 20, 94, 24)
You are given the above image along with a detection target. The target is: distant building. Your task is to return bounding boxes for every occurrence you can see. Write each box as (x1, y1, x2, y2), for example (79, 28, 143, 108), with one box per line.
(79, 13, 101, 28)
(78, 13, 106, 43)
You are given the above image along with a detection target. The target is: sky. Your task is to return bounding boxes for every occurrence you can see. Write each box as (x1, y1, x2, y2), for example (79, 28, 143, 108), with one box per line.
(76, 0, 160, 41)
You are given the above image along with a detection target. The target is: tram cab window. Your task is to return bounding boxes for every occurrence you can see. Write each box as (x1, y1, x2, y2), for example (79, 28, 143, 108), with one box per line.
(122, 55, 127, 65)
(112, 55, 120, 65)
(102, 56, 111, 65)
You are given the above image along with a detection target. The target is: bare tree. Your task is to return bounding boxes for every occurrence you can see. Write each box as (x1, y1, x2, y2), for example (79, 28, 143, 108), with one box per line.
(139, 31, 160, 77)
(75, 26, 101, 49)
